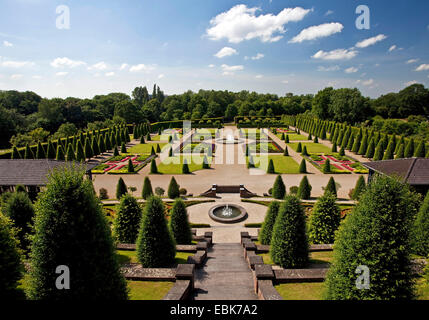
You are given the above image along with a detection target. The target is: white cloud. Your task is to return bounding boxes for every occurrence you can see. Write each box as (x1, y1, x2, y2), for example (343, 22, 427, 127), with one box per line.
(250, 53, 264, 60)
(289, 22, 343, 43)
(208, 64, 215, 68)
(3, 40, 13, 47)
(362, 79, 374, 86)
(317, 65, 340, 72)
(51, 57, 86, 68)
(325, 10, 334, 16)
(255, 74, 263, 79)
(405, 80, 418, 86)
(388, 45, 397, 52)
(10, 74, 22, 80)
(88, 61, 108, 71)
(345, 67, 359, 74)
(1, 60, 34, 68)
(158, 74, 165, 79)
(406, 59, 419, 64)
(119, 63, 129, 71)
(355, 34, 387, 48)
(415, 64, 429, 71)
(312, 48, 358, 60)
(55, 72, 68, 76)
(206, 4, 311, 43)
(129, 64, 156, 73)
(214, 47, 238, 58)
(221, 64, 244, 72)
(105, 72, 115, 77)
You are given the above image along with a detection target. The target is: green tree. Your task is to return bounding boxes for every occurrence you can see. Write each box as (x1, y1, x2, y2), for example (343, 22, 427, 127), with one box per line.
(150, 159, 158, 174)
(114, 194, 142, 244)
(299, 159, 307, 173)
(308, 192, 341, 244)
(66, 144, 75, 161)
(24, 144, 34, 159)
(331, 142, 337, 153)
(373, 141, 384, 161)
(56, 144, 65, 161)
(168, 177, 180, 199)
(272, 175, 286, 200)
(414, 140, 426, 158)
(11, 146, 22, 159)
(324, 175, 419, 300)
(182, 159, 190, 174)
(297, 176, 311, 200)
(142, 177, 153, 200)
(136, 196, 176, 267)
(283, 146, 289, 156)
(27, 166, 127, 299)
(352, 176, 366, 200)
(169, 198, 192, 245)
(35, 142, 45, 159)
(116, 177, 128, 199)
(121, 142, 127, 154)
(267, 159, 275, 174)
(365, 139, 375, 159)
(76, 141, 85, 162)
(296, 142, 302, 153)
(396, 144, 405, 159)
(302, 146, 309, 156)
(270, 196, 309, 268)
(46, 141, 56, 159)
(127, 159, 134, 173)
(404, 138, 414, 158)
(323, 159, 331, 174)
(412, 191, 429, 257)
(259, 201, 280, 245)
(324, 177, 337, 197)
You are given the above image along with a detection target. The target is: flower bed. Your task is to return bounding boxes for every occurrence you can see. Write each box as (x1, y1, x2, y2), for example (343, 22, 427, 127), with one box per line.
(92, 154, 154, 174)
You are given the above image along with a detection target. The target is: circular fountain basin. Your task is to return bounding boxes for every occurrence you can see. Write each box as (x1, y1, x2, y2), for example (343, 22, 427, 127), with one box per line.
(208, 204, 247, 223)
(215, 138, 243, 145)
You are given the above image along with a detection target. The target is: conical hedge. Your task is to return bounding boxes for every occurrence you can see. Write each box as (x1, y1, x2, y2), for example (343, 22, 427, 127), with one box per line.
(272, 175, 286, 200)
(308, 192, 340, 244)
(259, 201, 280, 245)
(412, 191, 429, 256)
(116, 177, 128, 199)
(142, 177, 153, 200)
(114, 194, 142, 244)
(169, 198, 192, 245)
(324, 177, 337, 197)
(352, 176, 366, 200)
(168, 177, 180, 199)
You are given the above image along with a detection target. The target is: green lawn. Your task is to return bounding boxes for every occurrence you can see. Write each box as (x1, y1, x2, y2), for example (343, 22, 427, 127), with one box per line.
(128, 280, 174, 300)
(248, 155, 300, 174)
(127, 143, 168, 154)
(151, 134, 182, 141)
(288, 142, 332, 154)
(117, 250, 193, 265)
(275, 282, 325, 300)
(258, 251, 333, 266)
(156, 155, 212, 174)
(277, 134, 308, 141)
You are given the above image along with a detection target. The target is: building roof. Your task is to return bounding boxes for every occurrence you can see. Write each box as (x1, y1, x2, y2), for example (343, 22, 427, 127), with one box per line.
(362, 158, 429, 185)
(0, 159, 97, 186)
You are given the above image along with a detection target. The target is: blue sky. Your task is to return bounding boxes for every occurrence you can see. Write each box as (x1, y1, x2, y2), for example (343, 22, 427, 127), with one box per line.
(0, 0, 428, 98)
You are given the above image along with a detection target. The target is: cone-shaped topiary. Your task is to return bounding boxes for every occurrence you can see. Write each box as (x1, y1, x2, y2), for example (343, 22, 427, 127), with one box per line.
(151, 146, 156, 155)
(66, 144, 75, 162)
(272, 175, 286, 200)
(296, 142, 302, 153)
(383, 140, 395, 160)
(285, 135, 290, 143)
(373, 141, 384, 161)
(136, 196, 176, 267)
(202, 156, 210, 169)
(270, 195, 309, 268)
(11, 146, 22, 159)
(35, 142, 45, 159)
(308, 192, 341, 244)
(169, 198, 192, 245)
(46, 141, 56, 159)
(150, 159, 158, 174)
(412, 191, 429, 257)
(299, 159, 307, 173)
(396, 144, 405, 159)
(281, 133, 285, 140)
(297, 176, 311, 200)
(351, 175, 366, 200)
(324, 177, 337, 197)
(114, 194, 142, 244)
(169, 147, 173, 157)
(24, 144, 34, 159)
(56, 144, 65, 161)
(146, 133, 151, 141)
(302, 146, 309, 157)
(324, 175, 419, 300)
(283, 146, 289, 156)
(182, 159, 190, 174)
(140, 135, 145, 144)
(267, 159, 275, 174)
(314, 136, 319, 144)
(121, 142, 127, 154)
(3, 191, 35, 252)
(92, 137, 100, 157)
(259, 201, 280, 245)
(339, 146, 345, 157)
(0, 214, 23, 297)
(365, 139, 375, 159)
(27, 166, 127, 299)
(331, 143, 337, 153)
(308, 133, 312, 141)
(84, 138, 93, 159)
(116, 177, 128, 199)
(127, 159, 134, 173)
(404, 138, 414, 158)
(414, 140, 425, 158)
(168, 177, 180, 199)
(142, 177, 153, 200)
(156, 144, 161, 153)
(358, 135, 368, 155)
(323, 159, 331, 174)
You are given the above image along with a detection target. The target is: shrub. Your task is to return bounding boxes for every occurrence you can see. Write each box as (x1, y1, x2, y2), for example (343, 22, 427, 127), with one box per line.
(412, 191, 429, 256)
(296, 142, 302, 153)
(169, 199, 192, 245)
(151, 146, 156, 155)
(373, 141, 384, 161)
(267, 159, 275, 174)
(202, 156, 210, 169)
(136, 196, 176, 267)
(121, 142, 127, 154)
(396, 144, 405, 159)
(324, 175, 419, 300)
(66, 144, 75, 161)
(289, 186, 299, 195)
(142, 177, 153, 200)
(272, 175, 286, 200)
(99, 188, 108, 200)
(127, 159, 134, 173)
(56, 145, 65, 161)
(308, 192, 341, 244)
(155, 187, 165, 197)
(352, 176, 366, 200)
(140, 135, 145, 144)
(27, 166, 127, 299)
(323, 159, 331, 174)
(146, 133, 151, 141)
(283, 146, 289, 156)
(179, 188, 187, 196)
(331, 143, 337, 153)
(116, 177, 128, 199)
(150, 159, 158, 174)
(302, 146, 309, 156)
(114, 194, 142, 244)
(169, 147, 173, 157)
(339, 147, 345, 157)
(297, 176, 311, 200)
(0, 214, 23, 297)
(404, 138, 414, 158)
(11, 146, 21, 160)
(168, 177, 180, 199)
(36, 142, 45, 159)
(365, 139, 375, 159)
(414, 140, 425, 158)
(3, 191, 34, 252)
(324, 177, 337, 197)
(259, 201, 281, 245)
(285, 135, 290, 143)
(182, 159, 190, 174)
(24, 144, 34, 159)
(270, 196, 309, 268)
(299, 159, 307, 173)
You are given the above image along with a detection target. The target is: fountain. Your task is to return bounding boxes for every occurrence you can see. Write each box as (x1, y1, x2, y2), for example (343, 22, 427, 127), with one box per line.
(215, 134, 243, 145)
(208, 204, 247, 223)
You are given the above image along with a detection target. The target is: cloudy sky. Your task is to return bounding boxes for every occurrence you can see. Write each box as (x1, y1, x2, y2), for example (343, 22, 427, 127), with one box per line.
(0, 0, 428, 99)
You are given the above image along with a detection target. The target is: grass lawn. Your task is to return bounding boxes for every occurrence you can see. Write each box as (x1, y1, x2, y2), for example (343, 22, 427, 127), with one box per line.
(157, 155, 213, 174)
(152, 134, 182, 142)
(128, 280, 174, 300)
(117, 250, 193, 265)
(258, 251, 333, 266)
(275, 282, 325, 300)
(277, 134, 308, 141)
(288, 142, 332, 154)
(248, 155, 300, 174)
(127, 143, 168, 154)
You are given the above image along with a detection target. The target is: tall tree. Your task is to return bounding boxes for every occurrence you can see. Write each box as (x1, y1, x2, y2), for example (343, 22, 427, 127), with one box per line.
(114, 194, 142, 244)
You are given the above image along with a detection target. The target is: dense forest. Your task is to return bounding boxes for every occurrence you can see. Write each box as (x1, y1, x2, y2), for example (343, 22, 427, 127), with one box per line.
(0, 83, 428, 148)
